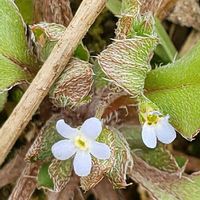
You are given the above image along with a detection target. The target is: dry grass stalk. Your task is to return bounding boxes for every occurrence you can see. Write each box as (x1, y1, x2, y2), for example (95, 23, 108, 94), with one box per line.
(8, 163, 39, 200)
(0, 0, 106, 166)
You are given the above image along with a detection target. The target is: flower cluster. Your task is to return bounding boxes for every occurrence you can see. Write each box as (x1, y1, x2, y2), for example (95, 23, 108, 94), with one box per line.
(51, 117, 111, 176)
(141, 111, 176, 148)
(51, 111, 176, 177)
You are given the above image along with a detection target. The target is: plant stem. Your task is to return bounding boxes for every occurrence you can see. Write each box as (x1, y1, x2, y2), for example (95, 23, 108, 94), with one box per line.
(0, 0, 106, 166)
(8, 163, 39, 200)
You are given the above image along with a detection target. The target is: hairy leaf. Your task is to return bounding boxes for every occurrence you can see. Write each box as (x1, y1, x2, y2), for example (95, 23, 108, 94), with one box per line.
(0, 54, 29, 90)
(105, 128, 133, 188)
(31, 22, 65, 61)
(145, 42, 200, 139)
(80, 128, 114, 191)
(49, 58, 93, 108)
(121, 0, 140, 16)
(107, 0, 177, 63)
(49, 159, 72, 192)
(130, 155, 200, 200)
(31, 22, 89, 61)
(25, 117, 63, 162)
(98, 37, 158, 97)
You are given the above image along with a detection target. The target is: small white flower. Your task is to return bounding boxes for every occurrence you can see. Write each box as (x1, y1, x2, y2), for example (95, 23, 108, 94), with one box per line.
(51, 117, 111, 176)
(141, 111, 176, 148)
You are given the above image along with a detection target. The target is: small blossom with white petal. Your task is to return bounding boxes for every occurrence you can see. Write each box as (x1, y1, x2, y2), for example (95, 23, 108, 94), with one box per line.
(51, 117, 111, 176)
(141, 111, 176, 148)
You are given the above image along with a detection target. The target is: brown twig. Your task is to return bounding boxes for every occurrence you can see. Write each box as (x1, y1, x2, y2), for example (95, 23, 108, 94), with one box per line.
(0, 148, 27, 188)
(0, 0, 106, 166)
(8, 163, 39, 200)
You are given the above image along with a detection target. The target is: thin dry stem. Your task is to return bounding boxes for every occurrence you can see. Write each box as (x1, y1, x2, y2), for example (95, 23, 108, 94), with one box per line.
(0, 147, 27, 188)
(0, 0, 106, 166)
(8, 163, 39, 200)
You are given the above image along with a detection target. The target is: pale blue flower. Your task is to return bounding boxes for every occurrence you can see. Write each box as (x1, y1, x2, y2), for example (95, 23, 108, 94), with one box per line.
(51, 117, 111, 176)
(142, 112, 176, 148)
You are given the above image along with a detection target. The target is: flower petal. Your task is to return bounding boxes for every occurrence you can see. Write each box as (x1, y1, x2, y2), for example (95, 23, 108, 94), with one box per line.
(56, 119, 78, 139)
(90, 141, 111, 159)
(155, 117, 176, 144)
(80, 117, 102, 139)
(51, 139, 76, 160)
(142, 123, 157, 148)
(73, 151, 92, 176)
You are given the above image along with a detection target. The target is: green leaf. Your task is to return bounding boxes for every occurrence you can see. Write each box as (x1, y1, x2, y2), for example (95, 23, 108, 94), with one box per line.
(129, 16, 155, 37)
(9, 87, 24, 103)
(175, 155, 188, 168)
(74, 42, 90, 61)
(105, 128, 133, 189)
(31, 23, 65, 62)
(145, 42, 200, 139)
(93, 61, 109, 89)
(0, 0, 38, 91)
(130, 155, 200, 200)
(37, 163, 54, 190)
(98, 37, 158, 97)
(106, 0, 121, 15)
(0, 54, 29, 89)
(139, 146, 180, 173)
(0, 92, 7, 112)
(40, 41, 57, 62)
(154, 18, 177, 64)
(15, 0, 34, 24)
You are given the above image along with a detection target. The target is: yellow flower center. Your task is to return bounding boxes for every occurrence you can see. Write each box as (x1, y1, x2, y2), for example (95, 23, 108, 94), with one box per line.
(74, 135, 89, 151)
(146, 113, 160, 125)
